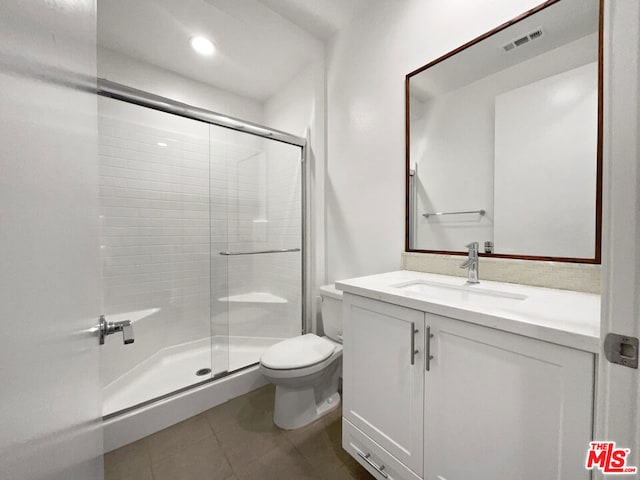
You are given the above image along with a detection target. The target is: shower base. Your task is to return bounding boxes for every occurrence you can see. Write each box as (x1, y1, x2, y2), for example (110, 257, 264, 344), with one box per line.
(103, 335, 284, 417)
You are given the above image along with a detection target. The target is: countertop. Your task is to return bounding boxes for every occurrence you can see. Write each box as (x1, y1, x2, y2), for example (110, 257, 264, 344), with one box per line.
(335, 270, 601, 353)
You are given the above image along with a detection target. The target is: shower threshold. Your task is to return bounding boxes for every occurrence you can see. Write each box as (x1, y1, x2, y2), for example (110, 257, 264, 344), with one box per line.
(102, 335, 284, 417)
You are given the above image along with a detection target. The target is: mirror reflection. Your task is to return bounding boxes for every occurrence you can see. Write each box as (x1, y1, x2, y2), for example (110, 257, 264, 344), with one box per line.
(407, 0, 600, 261)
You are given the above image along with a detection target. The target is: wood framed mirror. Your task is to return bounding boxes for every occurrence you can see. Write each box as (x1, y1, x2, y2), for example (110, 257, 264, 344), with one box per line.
(405, 0, 603, 263)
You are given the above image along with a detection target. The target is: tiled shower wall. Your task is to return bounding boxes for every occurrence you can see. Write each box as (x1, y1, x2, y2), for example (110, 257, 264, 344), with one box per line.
(99, 99, 211, 385)
(99, 98, 302, 386)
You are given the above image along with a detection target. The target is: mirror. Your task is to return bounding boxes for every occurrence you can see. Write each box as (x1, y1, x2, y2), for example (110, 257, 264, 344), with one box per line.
(406, 0, 602, 263)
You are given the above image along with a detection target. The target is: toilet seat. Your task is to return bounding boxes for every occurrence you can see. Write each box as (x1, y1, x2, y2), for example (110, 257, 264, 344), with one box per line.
(261, 333, 336, 370)
(259, 284, 343, 430)
(260, 342, 342, 381)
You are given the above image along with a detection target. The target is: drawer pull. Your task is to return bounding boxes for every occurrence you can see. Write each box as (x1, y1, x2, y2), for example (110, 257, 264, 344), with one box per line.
(357, 450, 389, 478)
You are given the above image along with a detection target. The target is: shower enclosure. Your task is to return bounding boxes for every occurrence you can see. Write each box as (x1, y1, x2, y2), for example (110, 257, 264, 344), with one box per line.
(97, 82, 305, 417)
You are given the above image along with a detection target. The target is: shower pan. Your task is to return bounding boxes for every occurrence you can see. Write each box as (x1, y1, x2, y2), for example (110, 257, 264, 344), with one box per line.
(97, 81, 306, 420)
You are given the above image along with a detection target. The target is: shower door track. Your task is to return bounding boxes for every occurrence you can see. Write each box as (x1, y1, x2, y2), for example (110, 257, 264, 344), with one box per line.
(97, 79, 306, 147)
(102, 364, 253, 421)
(97, 79, 309, 419)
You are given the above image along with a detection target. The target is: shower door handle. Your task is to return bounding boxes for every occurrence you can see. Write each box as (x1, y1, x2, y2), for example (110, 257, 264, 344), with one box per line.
(99, 315, 135, 345)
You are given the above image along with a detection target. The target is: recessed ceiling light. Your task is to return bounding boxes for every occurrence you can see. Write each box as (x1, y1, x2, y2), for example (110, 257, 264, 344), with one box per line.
(190, 36, 215, 56)
(157, 142, 168, 147)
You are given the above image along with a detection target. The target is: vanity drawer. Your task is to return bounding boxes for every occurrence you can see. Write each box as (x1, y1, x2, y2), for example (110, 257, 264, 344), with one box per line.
(343, 418, 422, 480)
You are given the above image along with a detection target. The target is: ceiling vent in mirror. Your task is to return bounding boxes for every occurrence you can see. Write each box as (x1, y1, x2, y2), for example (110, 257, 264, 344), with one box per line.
(501, 27, 544, 52)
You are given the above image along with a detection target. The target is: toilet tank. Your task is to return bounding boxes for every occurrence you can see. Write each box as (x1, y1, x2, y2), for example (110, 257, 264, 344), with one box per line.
(319, 284, 343, 343)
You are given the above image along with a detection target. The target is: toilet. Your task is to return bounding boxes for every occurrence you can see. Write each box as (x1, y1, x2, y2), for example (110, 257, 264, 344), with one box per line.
(259, 284, 343, 430)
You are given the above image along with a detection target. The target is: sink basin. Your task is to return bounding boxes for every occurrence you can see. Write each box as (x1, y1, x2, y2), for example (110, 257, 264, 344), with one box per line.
(391, 279, 527, 306)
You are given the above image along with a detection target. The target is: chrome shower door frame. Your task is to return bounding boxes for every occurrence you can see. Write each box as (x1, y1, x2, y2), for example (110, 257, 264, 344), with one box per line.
(97, 79, 309, 419)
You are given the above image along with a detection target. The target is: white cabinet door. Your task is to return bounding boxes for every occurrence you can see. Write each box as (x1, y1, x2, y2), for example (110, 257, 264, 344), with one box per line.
(343, 294, 424, 476)
(424, 313, 594, 480)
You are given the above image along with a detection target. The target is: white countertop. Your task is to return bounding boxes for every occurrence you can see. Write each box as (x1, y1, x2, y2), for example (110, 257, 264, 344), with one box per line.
(335, 270, 601, 353)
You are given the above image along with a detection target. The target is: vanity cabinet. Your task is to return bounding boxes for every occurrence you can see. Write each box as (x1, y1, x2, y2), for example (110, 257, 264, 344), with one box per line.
(342, 293, 425, 476)
(342, 294, 595, 480)
(423, 312, 594, 480)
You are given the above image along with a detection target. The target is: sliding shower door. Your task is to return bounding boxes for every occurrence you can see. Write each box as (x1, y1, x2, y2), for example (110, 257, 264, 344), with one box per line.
(211, 126, 303, 374)
(98, 93, 304, 416)
(99, 98, 215, 416)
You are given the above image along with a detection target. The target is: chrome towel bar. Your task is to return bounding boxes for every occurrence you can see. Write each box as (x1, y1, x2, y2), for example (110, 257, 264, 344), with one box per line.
(423, 209, 486, 218)
(219, 248, 301, 256)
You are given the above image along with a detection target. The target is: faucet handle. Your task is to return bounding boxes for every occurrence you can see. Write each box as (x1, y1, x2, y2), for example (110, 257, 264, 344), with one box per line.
(465, 242, 479, 251)
(98, 316, 135, 345)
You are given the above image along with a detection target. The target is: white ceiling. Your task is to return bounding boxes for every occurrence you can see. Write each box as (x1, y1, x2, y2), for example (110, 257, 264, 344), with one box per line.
(410, 0, 599, 101)
(256, 0, 373, 40)
(98, 0, 371, 101)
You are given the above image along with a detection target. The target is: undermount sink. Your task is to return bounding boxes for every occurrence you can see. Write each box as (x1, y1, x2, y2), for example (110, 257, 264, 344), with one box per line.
(391, 279, 528, 306)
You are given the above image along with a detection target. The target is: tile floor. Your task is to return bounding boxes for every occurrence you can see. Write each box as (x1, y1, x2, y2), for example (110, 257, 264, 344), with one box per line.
(104, 385, 373, 480)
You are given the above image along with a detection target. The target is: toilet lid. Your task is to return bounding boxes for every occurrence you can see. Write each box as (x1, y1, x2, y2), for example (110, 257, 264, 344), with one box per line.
(261, 334, 336, 370)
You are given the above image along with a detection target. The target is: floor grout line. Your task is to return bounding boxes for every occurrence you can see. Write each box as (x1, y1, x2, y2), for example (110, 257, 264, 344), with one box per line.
(208, 422, 237, 480)
(105, 385, 366, 480)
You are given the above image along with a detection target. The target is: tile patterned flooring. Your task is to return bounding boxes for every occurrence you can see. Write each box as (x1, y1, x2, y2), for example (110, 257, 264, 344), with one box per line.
(105, 385, 373, 480)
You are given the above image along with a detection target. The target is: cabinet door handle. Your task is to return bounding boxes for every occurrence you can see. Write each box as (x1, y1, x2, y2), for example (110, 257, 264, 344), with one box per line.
(425, 325, 435, 371)
(410, 322, 419, 365)
(356, 450, 389, 478)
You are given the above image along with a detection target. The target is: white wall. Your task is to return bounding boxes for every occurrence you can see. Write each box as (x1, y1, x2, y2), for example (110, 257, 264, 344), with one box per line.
(264, 61, 327, 332)
(494, 62, 597, 258)
(98, 47, 264, 124)
(326, 0, 548, 282)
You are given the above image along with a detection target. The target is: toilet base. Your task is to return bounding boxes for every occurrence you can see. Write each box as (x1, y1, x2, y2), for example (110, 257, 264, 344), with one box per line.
(274, 387, 341, 430)
(271, 359, 342, 430)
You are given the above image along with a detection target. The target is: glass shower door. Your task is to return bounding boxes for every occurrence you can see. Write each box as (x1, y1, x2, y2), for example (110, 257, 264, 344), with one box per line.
(99, 93, 304, 416)
(210, 125, 303, 374)
(99, 97, 214, 416)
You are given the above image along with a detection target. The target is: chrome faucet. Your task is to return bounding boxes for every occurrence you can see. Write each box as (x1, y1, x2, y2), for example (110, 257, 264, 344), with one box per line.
(99, 315, 135, 345)
(460, 242, 480, 284)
